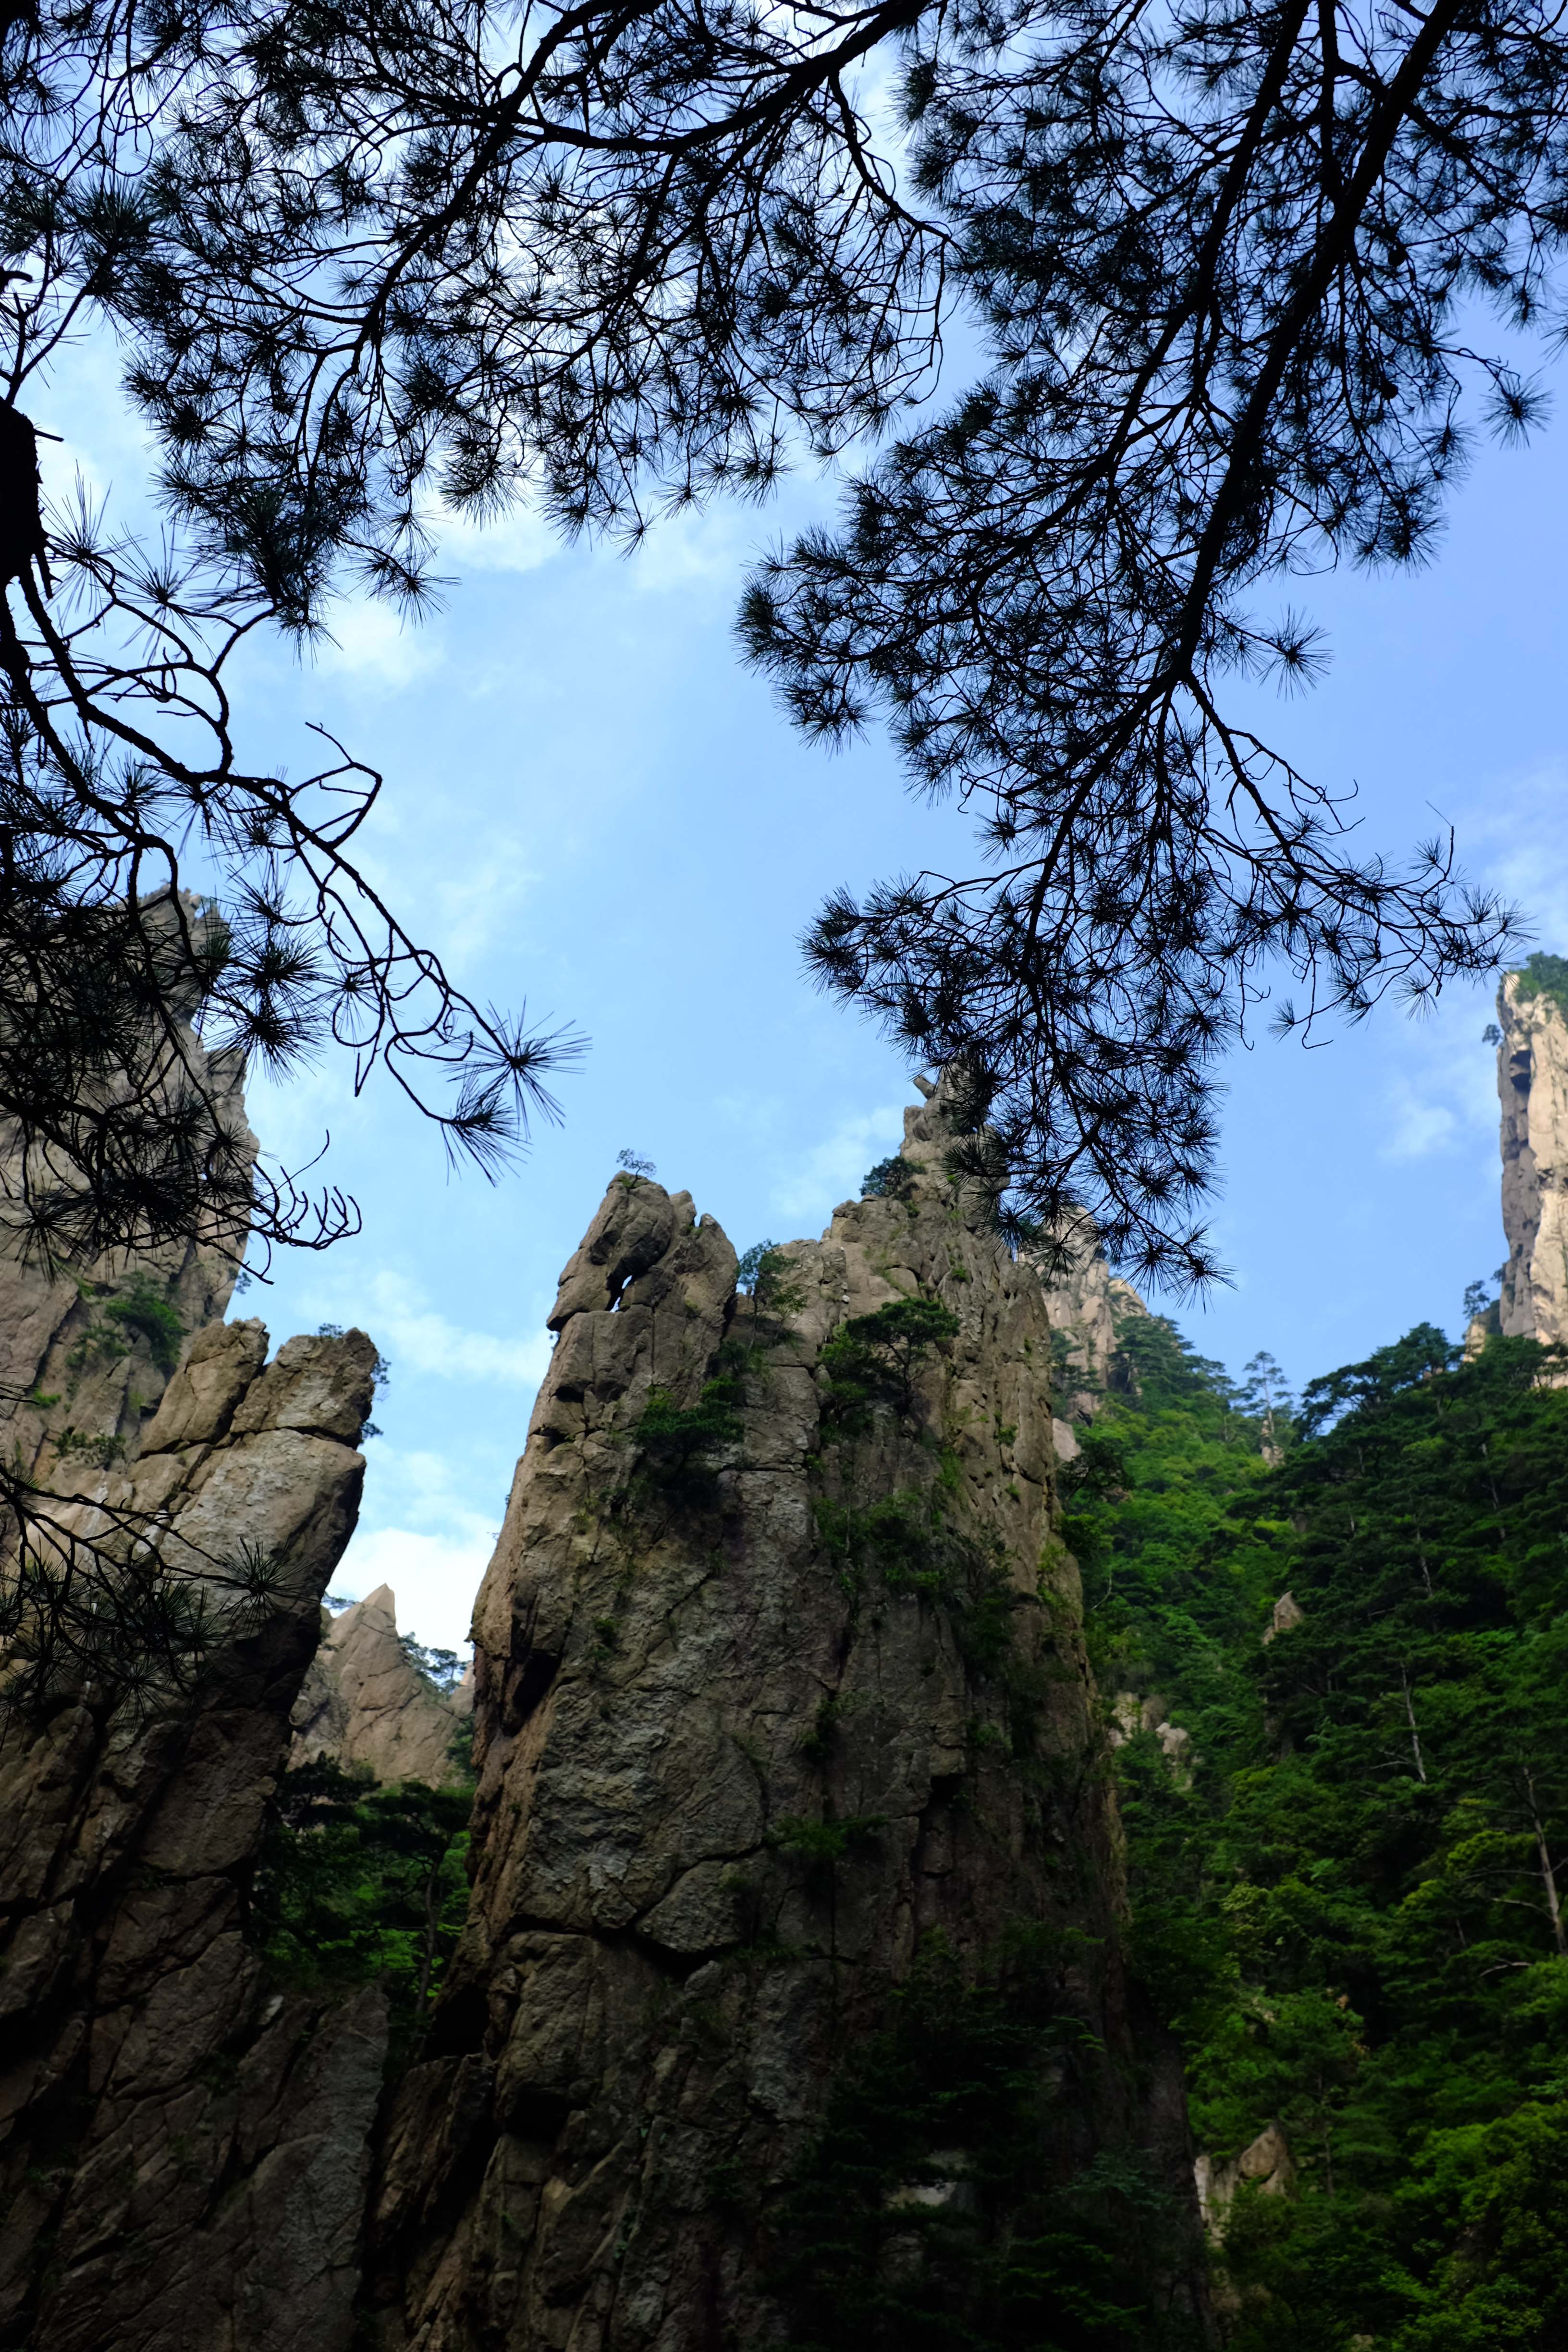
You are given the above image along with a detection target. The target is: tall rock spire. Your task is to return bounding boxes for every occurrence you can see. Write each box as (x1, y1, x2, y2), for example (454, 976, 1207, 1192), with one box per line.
(366, 1083, 1208, 2347)
(1495, 963, 1568, 1343)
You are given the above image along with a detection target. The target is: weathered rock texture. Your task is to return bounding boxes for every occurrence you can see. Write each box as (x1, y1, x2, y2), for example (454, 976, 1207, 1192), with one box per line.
(293, 1582, 472, 1785)
(1497, 969, 1568, 1343)
(1030, 1223, 1149, 1429)
(368, 1093, 1205, 2349)
(1193, 2124, 1295, 2238)
(0, 1236, 387, 2343)
(0, 999, 255, 1497)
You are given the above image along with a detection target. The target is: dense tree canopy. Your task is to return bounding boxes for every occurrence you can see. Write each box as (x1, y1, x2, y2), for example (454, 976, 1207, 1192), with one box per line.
(2, 0, 1563, 1274)
(1080, 1307, 1568, 2347)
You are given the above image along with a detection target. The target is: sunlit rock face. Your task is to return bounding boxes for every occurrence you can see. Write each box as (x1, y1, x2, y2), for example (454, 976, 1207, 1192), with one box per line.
(1497, 970, 1568, 1344)
(292, 1582, 473, 1787)
(368, 1089, 1207, 2351)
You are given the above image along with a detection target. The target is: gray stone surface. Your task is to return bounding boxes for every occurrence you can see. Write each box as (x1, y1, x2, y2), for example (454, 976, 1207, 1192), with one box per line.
(0, 1069, 387, 2352)
(292, 1583, 470, 1786)
(1497, 970, 1568, 1343)
(368, 1091, 1207, 2350)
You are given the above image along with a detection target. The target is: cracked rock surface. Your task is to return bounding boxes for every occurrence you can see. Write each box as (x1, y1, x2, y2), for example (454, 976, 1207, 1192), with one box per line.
(292, 1582, 472, 1787)
(368, 1091, 1204, 2350)
(0, 1309, 383, 2352)
(1498, 970, 1568, 1344)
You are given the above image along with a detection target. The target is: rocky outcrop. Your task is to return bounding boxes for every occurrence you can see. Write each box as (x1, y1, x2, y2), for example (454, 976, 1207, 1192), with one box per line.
(367, 1092, 1207, 2349)
(1496, 968, 1568, 1343)
(0, 1319, 382, 2352)
(1109, 1692, 1193, 1785)
(1193, 2124, 1295, 2238)
(1261, 1591, 1304, 1645)
(0, 966, 255, 1497)
(292, 1583, 472, 1786)
(1029, 1222, 1149, 1426)
(0, 1008, 393, 2352)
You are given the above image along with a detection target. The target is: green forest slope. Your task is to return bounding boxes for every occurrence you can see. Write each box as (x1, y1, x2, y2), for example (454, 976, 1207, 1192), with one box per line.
(1074, 1313, 1568, 2350)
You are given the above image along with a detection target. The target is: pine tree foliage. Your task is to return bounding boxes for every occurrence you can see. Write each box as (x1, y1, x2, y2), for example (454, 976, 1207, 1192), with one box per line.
(1078, 1311, 1568, 2346)
(1, 0, 1560, 1270)
(742, 0, 1556, 1279)
(254, 1760, 474, 2035)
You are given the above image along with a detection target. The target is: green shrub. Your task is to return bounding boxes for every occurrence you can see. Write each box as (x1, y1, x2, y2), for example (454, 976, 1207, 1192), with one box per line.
(1085, 1309, 1568, 2347)
(398, 1634, 466, 1694)
(103, 1279, 185, 1372)
(771, 1933, 1163, 2352)
(68, 1278, 185, 1382)
(633, 1372, 744, 1489)
(861, 1156, 917, 1200)
(819, 1297, 961, 1428)
(252, 1763, 472, 2045)
(736, 1240, 808, 1318)
(1511, 952, 1568, 1019)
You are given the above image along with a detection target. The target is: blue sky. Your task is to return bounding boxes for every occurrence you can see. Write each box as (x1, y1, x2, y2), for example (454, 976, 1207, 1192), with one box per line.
(40, 336, 1568, 1652)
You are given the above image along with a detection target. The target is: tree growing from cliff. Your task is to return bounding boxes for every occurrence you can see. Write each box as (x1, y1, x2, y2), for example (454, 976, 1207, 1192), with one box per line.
(3, 0, 1561, 1276)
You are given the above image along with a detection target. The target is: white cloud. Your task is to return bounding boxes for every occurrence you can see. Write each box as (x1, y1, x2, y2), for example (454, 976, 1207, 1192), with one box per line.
(435, 472, 770, 593)
(1380, 1085, 1458, 1162)
(331, 1522, 495, 1654)
(769, 1101, 908, 1225)
(1373, 983, 1500, 1164)
(1462, 761, 1568, 953)
(358, 1270, 552, 1386)
(435, 499, 560, 578)
(333, 1442, 510, 1649)
(310, 598, 446, 687)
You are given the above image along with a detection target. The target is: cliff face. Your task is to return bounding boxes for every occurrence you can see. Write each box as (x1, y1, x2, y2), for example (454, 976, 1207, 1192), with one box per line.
(0, 992, 254, 1495)
(0, 1317, 382, 2352)
(1497, 970, 1568, 1343)
(293, 1582, 472, 1786)
(1031, 1223, 1151, 1436)
(368, 1091, 1204, 2349)
(0, 1008, 393, 2352)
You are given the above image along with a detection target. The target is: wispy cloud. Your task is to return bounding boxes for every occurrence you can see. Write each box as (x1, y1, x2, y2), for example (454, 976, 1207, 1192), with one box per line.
(435, 499, 559, 578)
(1381, 1084, 1460, 1163)
(333, 1522, 496, 1653)
(333, 1442, 508, 1649)
(1373, 976, 1501, 1164)
(769, 1101, 908, 1226)
(1461, 760, 1568, 953)
(358, 1270, 552, 1386)
(309, 598, 447, 687)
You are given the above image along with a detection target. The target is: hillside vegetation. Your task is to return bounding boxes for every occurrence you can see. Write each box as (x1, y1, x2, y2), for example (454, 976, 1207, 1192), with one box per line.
(1076, 1312, 1568, 2349)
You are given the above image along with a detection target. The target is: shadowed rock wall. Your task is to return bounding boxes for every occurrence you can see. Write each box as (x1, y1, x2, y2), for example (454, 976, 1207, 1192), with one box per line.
(367, 1091, 1206, 2350)
(0, 1278, 386, 2346)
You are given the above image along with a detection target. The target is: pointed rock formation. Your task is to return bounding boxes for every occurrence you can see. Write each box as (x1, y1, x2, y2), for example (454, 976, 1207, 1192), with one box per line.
(292, 1583, 471, 1786)
(1030, 1221, 1150, 1426)
(0, 1320, 382, 2352)
(0, 952, 255, 1498)
(368, 1091, 1206, 2348)
(0, 1035, 390, 2352)
(1496, 964, 1568, 1344)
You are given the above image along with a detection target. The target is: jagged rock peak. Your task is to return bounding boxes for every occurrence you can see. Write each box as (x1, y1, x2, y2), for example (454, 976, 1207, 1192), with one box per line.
(1496, 963, 1568, 1343)
(1025, 1220, 1149, 1431)
(0, 1317, 381, 2352)
(0, 1036, 392, 2352)
(368, 1086, 1205, 2348)
(292, 1581, 473, 1787)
